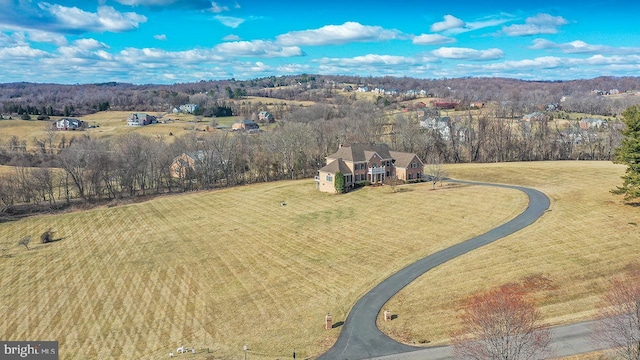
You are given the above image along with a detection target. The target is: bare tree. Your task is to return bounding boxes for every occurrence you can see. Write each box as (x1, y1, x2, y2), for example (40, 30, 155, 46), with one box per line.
(426, 156, 447, 190)
(453, 284, 552, 360)
(593, 270, 640, 360)
(17, 236, 31, 250)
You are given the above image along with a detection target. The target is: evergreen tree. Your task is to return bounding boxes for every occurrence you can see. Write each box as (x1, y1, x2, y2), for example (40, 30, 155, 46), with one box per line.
(612, 105, 640, 201)
(334, 172, 345, 194)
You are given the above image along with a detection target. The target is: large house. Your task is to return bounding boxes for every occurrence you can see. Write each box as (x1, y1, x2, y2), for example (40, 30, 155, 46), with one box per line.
(55, 118, 85, 130)
(173, 104, 199, 114)
(316, 144, 424, 193)
(170, 151, 204, 179)
(258, 111, 275, 123)
(127, 113, 156, 126)
(231, 120, 260, 132)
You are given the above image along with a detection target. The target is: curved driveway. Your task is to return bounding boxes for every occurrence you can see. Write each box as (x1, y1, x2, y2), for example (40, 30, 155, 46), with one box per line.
(317, 181, 550, 360)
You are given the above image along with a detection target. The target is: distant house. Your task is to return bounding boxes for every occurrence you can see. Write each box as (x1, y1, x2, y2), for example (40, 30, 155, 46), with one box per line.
(356, 86, 369, 92)
(55, 118, 85, 130)
(231, 120, 260, 132)
(315, 144, 423, 193)
(127, 113, 156, 126)
(420, 116, 467, 141)
(432, 100, 459, 109)
(170, 151, 204, 179)
(579, 118, 607, 129)
(522, 112, 549, 122)
(173, 104, 199, 113)
(470, 102, 485, 109)
(258, 111, 275, 123)
(420, 116, 450, 139)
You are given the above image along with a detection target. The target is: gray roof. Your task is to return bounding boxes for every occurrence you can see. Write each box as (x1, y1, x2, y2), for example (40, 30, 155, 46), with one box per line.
(390, 151, 422, 168)
(319, 158, 352, 175)
(327, 144, 393, 162)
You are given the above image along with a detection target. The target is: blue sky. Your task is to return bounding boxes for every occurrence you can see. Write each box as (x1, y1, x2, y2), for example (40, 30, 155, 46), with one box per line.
(0, 0, 639, 84)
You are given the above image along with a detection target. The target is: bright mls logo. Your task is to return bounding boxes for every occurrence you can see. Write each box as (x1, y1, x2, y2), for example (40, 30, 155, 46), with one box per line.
(1, 341, 58, 359)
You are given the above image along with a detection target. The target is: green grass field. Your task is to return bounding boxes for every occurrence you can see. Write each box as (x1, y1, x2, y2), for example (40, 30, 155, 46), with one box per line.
(0, 161, 633, 359)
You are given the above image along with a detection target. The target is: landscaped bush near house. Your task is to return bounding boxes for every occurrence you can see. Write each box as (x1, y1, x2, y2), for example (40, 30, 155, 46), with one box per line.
(20, 114, 31, 120)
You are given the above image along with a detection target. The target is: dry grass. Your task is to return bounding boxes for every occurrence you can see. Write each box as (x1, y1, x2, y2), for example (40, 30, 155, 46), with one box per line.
(0, 179, 525, 359)
(379, 161, 636, 352)
(0, 111, 243, 148)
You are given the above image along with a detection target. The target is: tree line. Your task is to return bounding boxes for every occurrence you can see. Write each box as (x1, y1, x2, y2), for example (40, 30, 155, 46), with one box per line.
(3, 76, 640, 117)
(0, 100, 628, 211)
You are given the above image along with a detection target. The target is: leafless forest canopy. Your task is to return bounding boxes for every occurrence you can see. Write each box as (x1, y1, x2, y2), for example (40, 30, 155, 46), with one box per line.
(2, 75, 640, 116)
(1, 75, 640, 212)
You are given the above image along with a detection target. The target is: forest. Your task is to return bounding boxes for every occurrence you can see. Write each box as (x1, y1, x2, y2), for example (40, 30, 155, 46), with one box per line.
(1, 75, 640, 214)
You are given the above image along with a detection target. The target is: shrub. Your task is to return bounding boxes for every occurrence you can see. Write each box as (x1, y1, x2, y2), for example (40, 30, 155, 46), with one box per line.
(20, 114, 31, 120)
(40, 229, 54, 244)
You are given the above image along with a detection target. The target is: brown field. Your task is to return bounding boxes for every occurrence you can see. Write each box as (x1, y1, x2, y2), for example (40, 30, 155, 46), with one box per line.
(239, 96, 316, 107)
(0, 173, 526, 359)
(379, 161, 634, 357)
(0, 161, 633, 359)
(0, 111, 262, 149)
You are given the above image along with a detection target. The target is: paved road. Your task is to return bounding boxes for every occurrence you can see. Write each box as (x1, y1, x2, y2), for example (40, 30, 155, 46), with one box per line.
(368, 320, 608, 360)
(317, 181, 551, 360)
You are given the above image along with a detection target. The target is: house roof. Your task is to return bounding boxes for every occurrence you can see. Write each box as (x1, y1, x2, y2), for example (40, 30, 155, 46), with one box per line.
(327, 144, 393, 162)
(319, 158, 353, 175)
(390, 151, 422, 168)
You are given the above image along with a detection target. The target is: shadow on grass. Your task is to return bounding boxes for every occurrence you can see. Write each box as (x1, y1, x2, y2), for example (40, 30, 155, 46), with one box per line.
(332, 321, 344, 329)
(46, 237, 66, 244)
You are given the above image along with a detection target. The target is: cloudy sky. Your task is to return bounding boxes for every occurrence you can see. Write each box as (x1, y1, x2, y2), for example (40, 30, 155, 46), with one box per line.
(1, 0, 639, 84)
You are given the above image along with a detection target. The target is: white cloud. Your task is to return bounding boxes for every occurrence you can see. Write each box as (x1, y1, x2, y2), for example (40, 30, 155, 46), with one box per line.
(463, 16, 514, 32)
(530, 38, 640, 55)
(154, 34, 167, 40)
(413, 34, 455, 45)
(0, 45, 50, 59)
(431, 15, 465, 32)
(115, 0, 216, 9)
(74, 38, 109, 50)
(502, 13, 568, 36)
(27, 30, 67, 45)
(222, 34, 241, 41)
(317, 54, 418, 66)
(215, 40, 304, 57)
(432, 47, 504, 60)
(276, 22, 401, 46)
(115, 0, 177, 5)
(215, 15, 245, 28)
(38, 3, 147, 33)
(209, 1, 229, 13)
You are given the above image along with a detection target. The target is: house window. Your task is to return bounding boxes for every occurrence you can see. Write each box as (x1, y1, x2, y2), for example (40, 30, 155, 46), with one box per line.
(326, 175, 333, 181)
(409, 173, 413, 180)
(411, 162, 418, 168)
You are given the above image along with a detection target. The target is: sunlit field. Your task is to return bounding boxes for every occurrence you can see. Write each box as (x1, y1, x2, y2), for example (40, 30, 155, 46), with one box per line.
(379, 161, 635, 356)
(0, 175, 525, 359)
(0, 111, 246, 149)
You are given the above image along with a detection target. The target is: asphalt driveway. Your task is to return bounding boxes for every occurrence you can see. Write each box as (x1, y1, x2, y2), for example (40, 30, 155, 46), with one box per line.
(317, 181, 551, 360)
